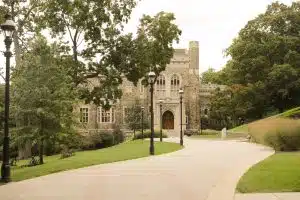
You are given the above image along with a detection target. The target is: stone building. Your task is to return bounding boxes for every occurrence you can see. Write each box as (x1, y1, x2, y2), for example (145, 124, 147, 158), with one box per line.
(77, 41, 201, 137)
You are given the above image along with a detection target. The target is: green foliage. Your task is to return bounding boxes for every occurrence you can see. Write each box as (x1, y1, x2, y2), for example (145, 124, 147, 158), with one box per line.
(2, 1, 182, 109)
(37, 1, 181, 106)
(112, 126, 125, 145)
(124, 100, 149, 131)
(60, 148, 75, 159)
(11, 36, 78, 163)
(201, 67, 222, 84)
(264, 124, 300, 151)
(133, 130, 167, 140)
(209, 84, 265, 125)
(80, 128, 125, 150)
(213, 1, 300, 123)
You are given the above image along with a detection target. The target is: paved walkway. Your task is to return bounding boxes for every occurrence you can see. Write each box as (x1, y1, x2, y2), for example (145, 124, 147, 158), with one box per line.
(0, 138, 274, 200)
(235, 193, 300, 200)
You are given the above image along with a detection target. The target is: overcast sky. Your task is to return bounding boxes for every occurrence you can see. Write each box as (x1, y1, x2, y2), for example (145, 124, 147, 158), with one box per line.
(0, 0, 295, 83)
(124, 0, 294, 73)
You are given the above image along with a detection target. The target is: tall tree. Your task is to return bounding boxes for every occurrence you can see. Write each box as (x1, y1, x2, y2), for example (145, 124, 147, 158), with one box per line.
(11, 36, 78, 164)
(0, 0, 42, 67)
(223, 1, 300, 114)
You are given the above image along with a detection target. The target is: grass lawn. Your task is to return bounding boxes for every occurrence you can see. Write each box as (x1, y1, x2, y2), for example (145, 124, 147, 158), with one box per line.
(236, 152, 300, 193)
(230, 124, 249, 133)
(5, 140, 182, 182)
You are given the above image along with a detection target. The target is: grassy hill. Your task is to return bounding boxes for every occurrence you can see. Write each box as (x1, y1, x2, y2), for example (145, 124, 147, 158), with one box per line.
(229, 107, 300, 133)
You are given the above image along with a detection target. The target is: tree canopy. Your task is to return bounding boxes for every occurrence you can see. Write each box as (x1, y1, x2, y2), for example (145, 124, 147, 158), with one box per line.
(0, 1, 181, 108)
(209, 1, 300, 124)
(11, 36, 78, 163)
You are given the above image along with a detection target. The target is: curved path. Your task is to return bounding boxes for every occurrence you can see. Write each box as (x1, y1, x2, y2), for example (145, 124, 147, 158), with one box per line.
(0, 138, 273, 200)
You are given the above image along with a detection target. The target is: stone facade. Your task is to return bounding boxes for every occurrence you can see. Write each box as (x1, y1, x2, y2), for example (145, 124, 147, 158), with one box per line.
(77, 41, 201, 137)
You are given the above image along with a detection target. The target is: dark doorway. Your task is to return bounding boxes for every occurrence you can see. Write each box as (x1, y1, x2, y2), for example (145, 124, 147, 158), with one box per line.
(162, 111, 174, 129)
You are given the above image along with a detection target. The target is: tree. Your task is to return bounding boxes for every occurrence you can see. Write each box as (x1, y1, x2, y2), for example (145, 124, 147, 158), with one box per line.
(124, 100, 149, 135)
(38, 6, 181, 106)
(222, 1, 300, 116)
(11, 36, 78, 164)
(201, 67, 220, 84)
(0, 0, 42, 68)
(2, 2, 181, 107)
(209, 82, 267, 127)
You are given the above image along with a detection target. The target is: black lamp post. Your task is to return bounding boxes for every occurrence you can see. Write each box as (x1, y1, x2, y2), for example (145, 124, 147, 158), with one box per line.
(141, 106, 144, 139)
(148, 71, 155, 155)
(1, 14, 16, 183)
(179, 88, 184, 146)
(159, 99, 163, 142)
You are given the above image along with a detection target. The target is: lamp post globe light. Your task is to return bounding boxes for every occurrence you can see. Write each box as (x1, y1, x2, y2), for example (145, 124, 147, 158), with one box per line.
(141, 106, 144, 139)
(159, 99, 163, 142)
(148, 71, 155, 155)
(179, 88, 184, 146)
(1, 14, 16, 183)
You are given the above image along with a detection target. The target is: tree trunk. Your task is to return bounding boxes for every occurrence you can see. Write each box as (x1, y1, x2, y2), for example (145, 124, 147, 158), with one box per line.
(13, 33, 22, 68)
(39, 138, 44, 164)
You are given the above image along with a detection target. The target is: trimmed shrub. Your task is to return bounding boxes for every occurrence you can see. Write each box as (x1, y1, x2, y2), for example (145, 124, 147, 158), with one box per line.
(264, 125, 300, 151)
(112, 126, 125, 145)
(249, 118, 300, 151)
(80, 129, 125, 150)
(60, 146, 75, 159)
(133, 130, 167, 140)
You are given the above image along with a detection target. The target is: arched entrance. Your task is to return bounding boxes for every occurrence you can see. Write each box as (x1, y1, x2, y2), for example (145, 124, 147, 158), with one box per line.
(162, 111, 174, 129)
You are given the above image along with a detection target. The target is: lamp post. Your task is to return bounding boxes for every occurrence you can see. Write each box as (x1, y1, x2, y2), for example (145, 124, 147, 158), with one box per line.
(141, 106, 144, 139)
(159, 99, 163, 142)
(179, 88, 184, 146)
(1, 14, 16, 183)
(148, 71, 155, 155)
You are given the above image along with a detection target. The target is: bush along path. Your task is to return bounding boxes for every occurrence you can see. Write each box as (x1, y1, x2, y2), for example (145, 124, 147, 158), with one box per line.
(7, 140, 182, 182)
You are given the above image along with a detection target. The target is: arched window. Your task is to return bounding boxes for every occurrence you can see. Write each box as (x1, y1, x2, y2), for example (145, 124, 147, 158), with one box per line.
(156, 75, 166, 97)
(171, 74, 180, 97)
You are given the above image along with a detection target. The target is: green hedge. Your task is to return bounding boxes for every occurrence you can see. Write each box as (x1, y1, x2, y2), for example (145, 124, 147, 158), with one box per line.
(264, 123, 300, 151)
(133, 130, 167, 140)
(80, 129, 124, 150)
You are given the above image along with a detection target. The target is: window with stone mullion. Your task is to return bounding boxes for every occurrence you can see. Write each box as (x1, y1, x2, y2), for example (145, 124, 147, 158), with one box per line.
(171, 75, 180, 97)
(98, 107, 115, 123)
(156, 75, 166, 97)
(80, 108, 89, 123)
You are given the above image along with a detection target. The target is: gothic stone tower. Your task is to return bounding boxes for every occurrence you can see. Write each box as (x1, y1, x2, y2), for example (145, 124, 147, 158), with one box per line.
(183, 41, 201, 132)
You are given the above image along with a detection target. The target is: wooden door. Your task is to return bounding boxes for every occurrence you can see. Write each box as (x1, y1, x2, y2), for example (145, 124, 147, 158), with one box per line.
(162, 111, 174, 129)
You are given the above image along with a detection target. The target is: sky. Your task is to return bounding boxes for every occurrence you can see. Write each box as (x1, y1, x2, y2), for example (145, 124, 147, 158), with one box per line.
(123, 0, 294, 73)
(0, 0, 295, 83)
